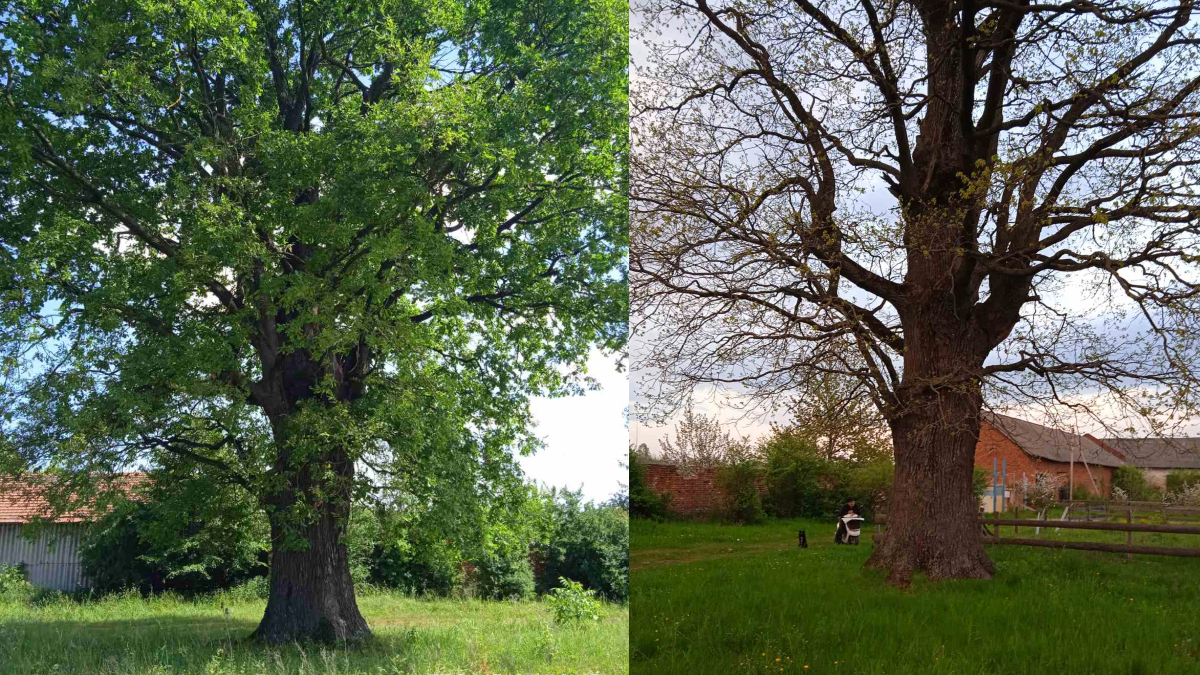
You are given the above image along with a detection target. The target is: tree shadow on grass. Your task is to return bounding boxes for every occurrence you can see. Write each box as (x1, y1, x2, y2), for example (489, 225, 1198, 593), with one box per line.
(0, 615, 424, 674)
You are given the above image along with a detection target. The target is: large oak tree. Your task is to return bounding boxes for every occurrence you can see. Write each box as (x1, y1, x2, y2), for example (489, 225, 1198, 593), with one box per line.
(0, 0, 627, 641)
(632, 0, 1200, 582)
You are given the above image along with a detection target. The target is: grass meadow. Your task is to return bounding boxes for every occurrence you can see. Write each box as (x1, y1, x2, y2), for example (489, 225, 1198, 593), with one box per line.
(0, 590, 629, 675)
(631, 515, 1200, 675)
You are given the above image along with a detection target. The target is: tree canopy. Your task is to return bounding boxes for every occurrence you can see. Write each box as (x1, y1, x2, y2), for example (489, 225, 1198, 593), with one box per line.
(0, 0, 627, 640)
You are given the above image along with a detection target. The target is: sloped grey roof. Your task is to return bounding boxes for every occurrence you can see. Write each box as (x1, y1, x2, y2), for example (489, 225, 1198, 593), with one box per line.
(984, 413, 1125, 468)
(1095, 438, 1200, 469)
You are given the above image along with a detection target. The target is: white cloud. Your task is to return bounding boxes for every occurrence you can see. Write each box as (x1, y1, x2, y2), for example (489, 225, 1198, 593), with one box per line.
(522, 349, 628, 502)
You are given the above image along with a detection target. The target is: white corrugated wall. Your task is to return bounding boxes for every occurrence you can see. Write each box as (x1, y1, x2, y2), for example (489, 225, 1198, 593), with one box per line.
(0, 522, 91, 590)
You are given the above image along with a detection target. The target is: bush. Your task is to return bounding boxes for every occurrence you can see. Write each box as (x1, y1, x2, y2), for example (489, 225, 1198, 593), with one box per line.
(629, 450, 673, 521)
(223, 576, 270, 601)
(761, 435, 850, 518)
(545, 577, 601, 626)
(540, 490, 628, 602)
(848, 459, 893, 519)
(475, 547, 535, 601)
(79, 479, 268, 596)
(0, 563, 34, 600)
(370, 537, 463, 597)
(972, 467, 990, 500)
(714, 455, 767, 524)
(1113, 466, 1153, 501)
(1167, 469, 1200, 493)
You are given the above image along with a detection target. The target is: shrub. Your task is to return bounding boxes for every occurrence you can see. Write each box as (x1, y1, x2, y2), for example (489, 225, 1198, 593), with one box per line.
(1166, 470, 1200, 493)
(761, 434, 849, 518)
(79, 480, 268, 596)
(972, 467, 990, 500)
(545, 577, 601, 626)
(629, 450, 673, 521)
(370, 537, 463, 597)
(540, 490, 628, 602)
(0, 563, 34, 600)
(714, 453, 767, 524)
(223, 576, 270, 601)
(848, 459, 894, 518)
(475, 547, 535, 601)
(1113, 466, 1153, 501)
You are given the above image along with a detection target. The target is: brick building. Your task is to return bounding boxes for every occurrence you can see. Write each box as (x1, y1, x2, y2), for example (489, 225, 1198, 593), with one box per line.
(1086, 437, 1200, 489)
(975, 413, 1123, 503)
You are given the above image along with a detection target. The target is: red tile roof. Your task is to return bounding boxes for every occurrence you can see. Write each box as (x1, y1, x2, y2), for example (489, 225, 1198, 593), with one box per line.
(0, 474, 147, 524)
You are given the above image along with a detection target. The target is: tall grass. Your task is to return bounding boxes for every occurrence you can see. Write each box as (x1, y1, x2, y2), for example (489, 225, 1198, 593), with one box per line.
(0, 589, 628, 674)
(631, 517, 1200, 675)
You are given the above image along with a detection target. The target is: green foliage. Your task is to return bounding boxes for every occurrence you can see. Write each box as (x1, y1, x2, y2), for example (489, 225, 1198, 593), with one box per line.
(629, 449, 673, 521)
(713, 455, 767, 524)
(972, 467, 991, 500)
(545, 577, 601, 626)
(0, 564, 33, 601)
(760, 433, 851, 518)
(1166, 470, 1200, 493)
(79, 476, 268, 596)
(540, 488, 629, 602)
(1113, 466, 1153, 501)
(0, 0, 629, 601)
(475, 547, 536, 601)
(370, 537, 464, 597)
(847, 459, 894, 517)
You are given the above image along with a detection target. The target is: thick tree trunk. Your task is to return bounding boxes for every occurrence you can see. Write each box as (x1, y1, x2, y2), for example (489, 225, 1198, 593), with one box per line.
(866, 394, 994, 584)
(249, 397, 372, 643)
(865, 279, 1002, 584)
(251, 501, 371, 643)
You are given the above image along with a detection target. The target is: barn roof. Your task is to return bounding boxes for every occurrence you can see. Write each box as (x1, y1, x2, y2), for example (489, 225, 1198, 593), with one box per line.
(1092, 438, 1200, 470)
(984, 413, 1125, 468)
(0, 474, 147, 524)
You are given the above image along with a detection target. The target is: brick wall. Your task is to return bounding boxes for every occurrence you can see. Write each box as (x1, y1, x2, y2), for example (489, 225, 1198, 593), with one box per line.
(975, 420, 1113, 498)
(641, 460, 768, 518)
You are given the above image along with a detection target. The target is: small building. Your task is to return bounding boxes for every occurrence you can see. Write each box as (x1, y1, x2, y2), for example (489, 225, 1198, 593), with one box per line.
(0, 475, 143, 590)
(1087, 437, 1200, 488)
(975, 413, 1125, 505)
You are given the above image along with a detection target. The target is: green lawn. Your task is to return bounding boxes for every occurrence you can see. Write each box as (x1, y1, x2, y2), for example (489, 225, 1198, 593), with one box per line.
(631, 517, 1200, 675)
(0, 590, 628, 675)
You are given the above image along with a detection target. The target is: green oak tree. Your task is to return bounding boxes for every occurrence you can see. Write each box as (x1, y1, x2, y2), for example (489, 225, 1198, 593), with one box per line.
(0, 0, 627, 642)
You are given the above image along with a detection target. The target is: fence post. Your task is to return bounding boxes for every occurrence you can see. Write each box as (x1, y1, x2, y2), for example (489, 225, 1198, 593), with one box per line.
(1126, 507, 1133, 561)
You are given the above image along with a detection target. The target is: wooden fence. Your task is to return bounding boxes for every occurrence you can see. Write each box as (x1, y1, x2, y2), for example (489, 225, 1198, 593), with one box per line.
(878, 508, 1200, 558)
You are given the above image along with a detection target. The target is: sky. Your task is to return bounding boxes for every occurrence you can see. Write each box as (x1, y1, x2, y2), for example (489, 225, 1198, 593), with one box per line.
(522, 349, 628, 503)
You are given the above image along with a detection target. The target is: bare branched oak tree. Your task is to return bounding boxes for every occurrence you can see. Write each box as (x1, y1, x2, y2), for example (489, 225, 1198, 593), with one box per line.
(632, 0, 1200, 582)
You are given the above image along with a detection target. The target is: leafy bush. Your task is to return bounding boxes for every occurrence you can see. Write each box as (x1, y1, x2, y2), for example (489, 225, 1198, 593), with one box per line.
(629, 450, 673, 521)
(369, 537, 463, 597)
(1113, 466, 1153, 501)
(0, 563, 33, 600)
(1167, 470, 1200, 493)
(972, 467, 990, 500)
(475, 547, 535, 600)
(714, 453, 767, 524)
(545, 577, 601, 626)
(223, 576, 270, 601)
(79, 477, 268, 596)
(847, 459, 893, 518)
(540, 489, 628, 602)
(761, 434, 850, 518)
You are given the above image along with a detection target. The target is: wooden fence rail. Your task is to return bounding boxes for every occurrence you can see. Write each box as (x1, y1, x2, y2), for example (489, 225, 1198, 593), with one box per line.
(875, 514, 1200, 558)
(982, 518, 1200, 535)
